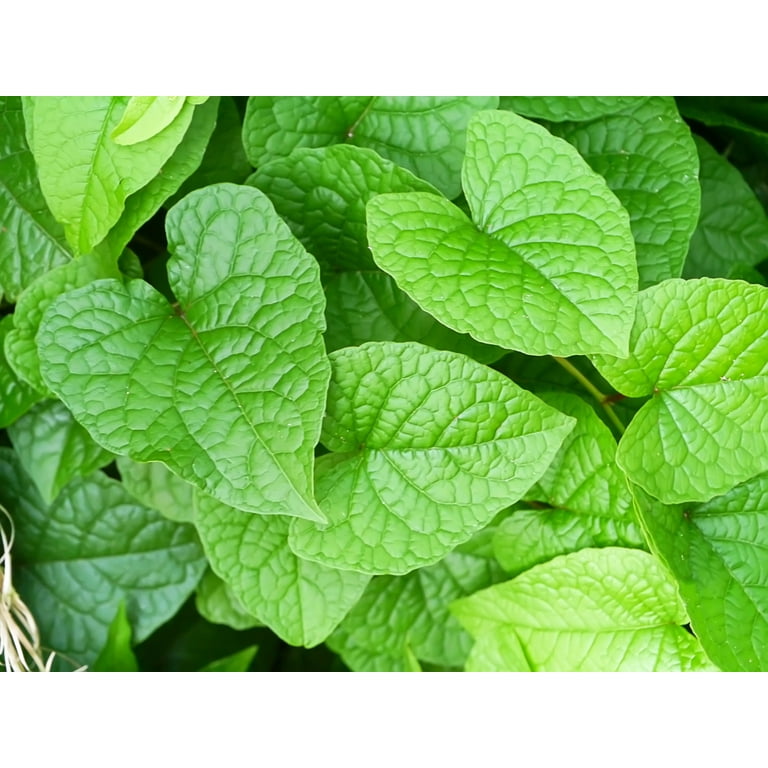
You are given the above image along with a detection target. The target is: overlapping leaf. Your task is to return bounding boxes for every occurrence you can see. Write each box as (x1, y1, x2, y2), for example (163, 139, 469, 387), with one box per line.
(36, 184, 330, 520)
(0, 316, 41, 427)
(452, 547, 717, 671)
(289, 341, 575, 575)
(195, 494, 369, 647)
(500, 96, 647, 122)
(367, 110, 638, 357)
(684, 136, 768, 278)
(242, 96, 498, 197)
(494, 392, 645, 575)
(0, 448, 205, 667)
(22, 96, 196, 254)
(195, 569, 262, 631)
(592, 278, 768, 503)
(0, 97, 71, 301)
(8, 400, 114, 504)
(547, 97, 700, 288)
(634, 479, 768, 671)
(117, 457, 196, 524)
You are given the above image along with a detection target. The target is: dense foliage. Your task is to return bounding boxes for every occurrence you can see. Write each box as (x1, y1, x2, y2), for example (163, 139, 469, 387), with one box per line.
(1, 96, 767, 672)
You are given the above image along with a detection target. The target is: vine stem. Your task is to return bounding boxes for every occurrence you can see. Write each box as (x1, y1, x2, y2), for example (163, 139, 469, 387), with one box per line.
(553, 356, 626, 435)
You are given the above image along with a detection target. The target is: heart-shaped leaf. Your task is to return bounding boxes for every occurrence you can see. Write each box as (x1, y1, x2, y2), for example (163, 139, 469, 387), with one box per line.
(36, 183, 330, 521)
(289, 341, 575, 575)
(592, 278, 768, 503)
(367, 110, 637, 357)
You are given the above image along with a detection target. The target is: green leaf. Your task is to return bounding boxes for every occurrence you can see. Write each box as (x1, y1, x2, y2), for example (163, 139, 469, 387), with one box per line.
(452, 547, 717, 671)
(4, 250, 122, 394)
(199, 645, 258, 672)
(592, 278, 768, 503)
(328, 548, 506, 671)
(117, 457, 196, 523)
(494, 392, 645, 575)
(36, 184, 330, 520)
(91, 602, 139, 672)
(195, 569, 262, 631)
(367, 110, 638, 357)
(547, 97, 700, 288)
(23, 96, 195, 254)
(111, 96, 188, 145)
(242, 96, 498, 197)
(500, 96, 647, 122)
(684, 136, 768, 278)
(0, 96, 71, 301)
(8, 400, 114, 504)
(195, 493, 370, 647)
(248, 144, 438, 274)
(289, 341, 575, 575)
(0, 448, 205, 667)
(170, 97, 251, 203)
(101, 97, 220, 258)
(634, 479, 768, 671)
(0, 315, 42, 428)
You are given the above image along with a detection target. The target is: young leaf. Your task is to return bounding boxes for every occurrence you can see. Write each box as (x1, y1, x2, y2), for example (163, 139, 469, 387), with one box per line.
(195, 569, 262, 631)
(289, 341, 575, 575)
(592, 278, 768, 503)
(194, 494, 370, 647)
(328, 548, 506, 672)
(199, 645, 258, 672)
(91, 602, 140, 672)
(0, 316, 42, 428)
(500, 96, 647, 122)
(4, 250, 122, 394)
(547, 97, 700, 288)
(493, 392, 645, 575)
(111, 96, 188, 145)
(242, 96, 498, 197)
(36, 184, 330, 521)
(22, 96, 195, 254)
(452, 547, 717, 671)
(634, 479, 768, 671)
(0, 448, 205, 668)
(367, 110, 638, 357)
(0, 96, 71, 301)
(117, 457, 196, 523)
(8, 400, 114, 505)
(684, 136, 768, 278)
(101, 97, 220, 258)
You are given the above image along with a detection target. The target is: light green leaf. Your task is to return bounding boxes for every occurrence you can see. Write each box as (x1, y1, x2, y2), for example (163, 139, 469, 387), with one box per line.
(323, 271, 503, 363)
(36, 184, 329, 521)
(195, 569, 262, 631)
(248, 144, 438, 273)
(547, 97, 700, 288)
(117, 457, 196, 523)
(242, 96, 498, 197)
(289, 341, 575, 575)
(91, 602, 139, 672)
(367, 110, 637, 357)
(494, 392, 645, 575)
(328, 548, 506, 671)
(452, 547, 717, 671)
(0, 96, 71, 301)
(111, 96, 187, 145)
(4, 250, 122, 394)
(101, 97, 220, 258)
(199, 645, 258, 672)
(684, 136, 768, 278)
(0, 316, 42, 428)
(195, 494, 370, 647)
(8, 400, 114, 504)
(0, 448, 205, 667)
(500, 96, 647, 122)
(592, 278, 768, 503)
(23, 96, 195, 254)
(464, 628, 532, 671)
(634, 479, 768, 671)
